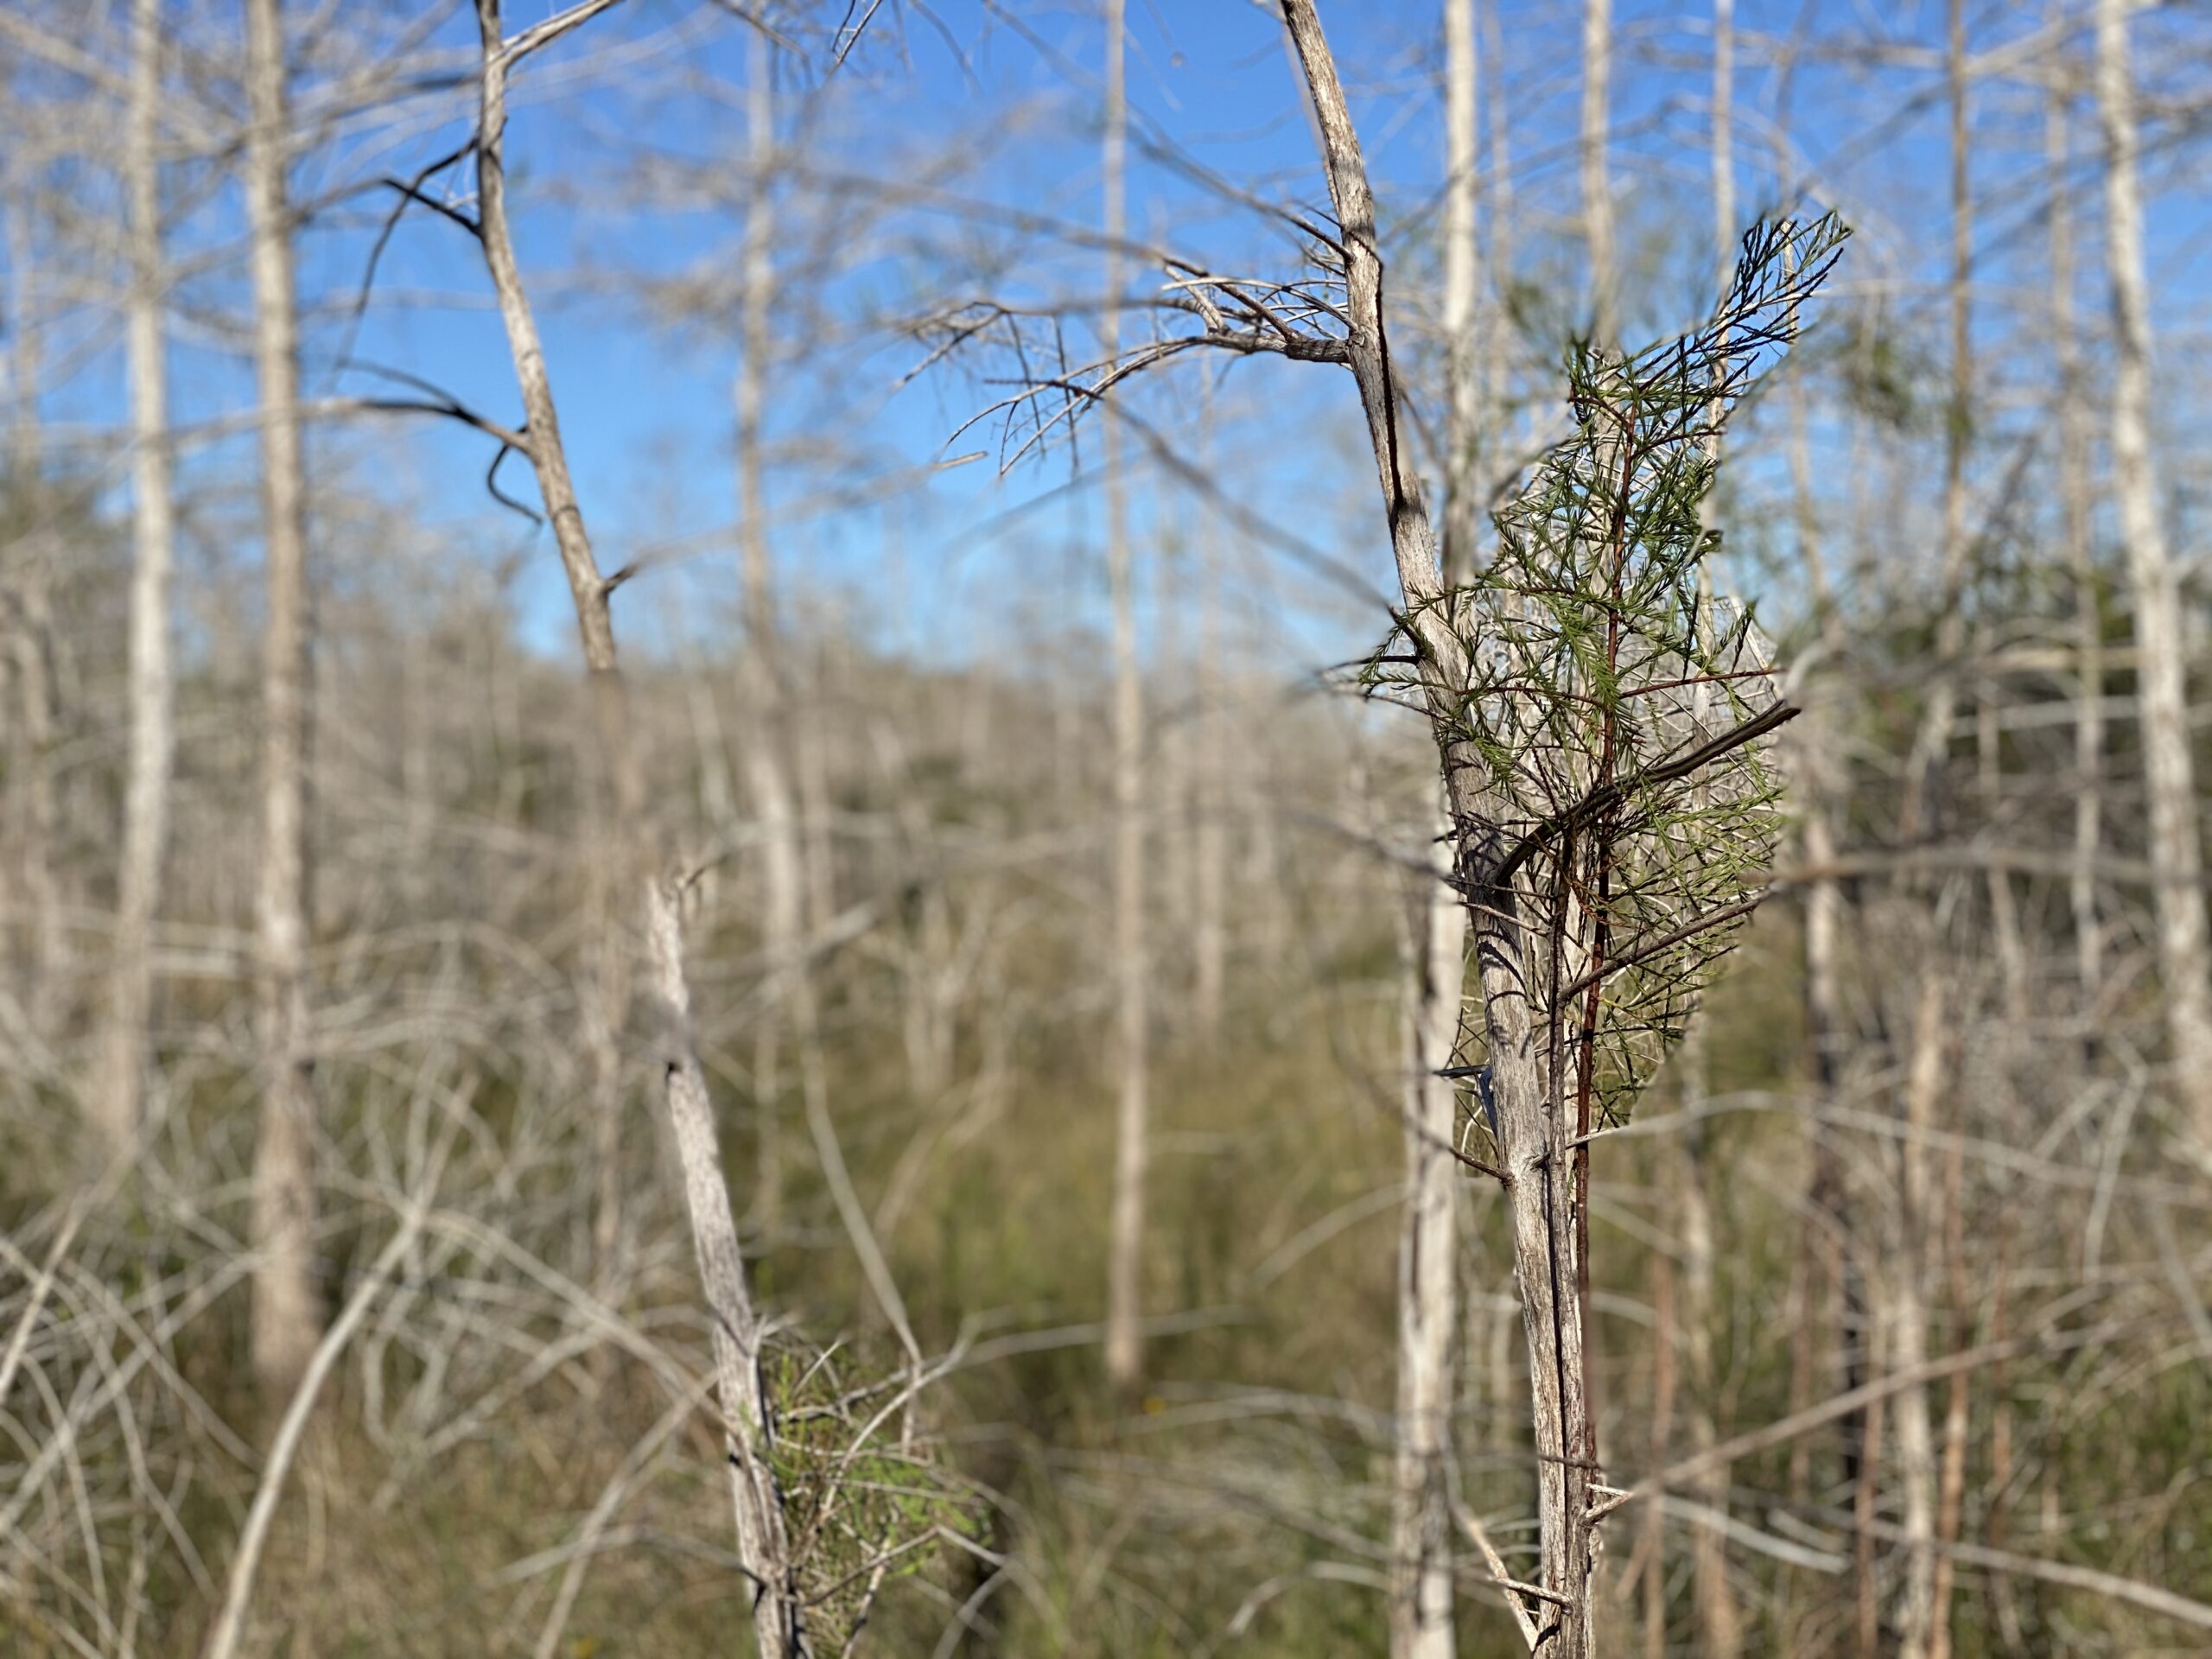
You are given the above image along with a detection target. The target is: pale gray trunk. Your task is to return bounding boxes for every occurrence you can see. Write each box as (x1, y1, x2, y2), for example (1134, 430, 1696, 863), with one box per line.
(2049, 26, 2102, 1041)
(1441, 0, 1479, 583)
(646, 880, 803, 1659)
(1978, 637, 2030, 1025)
(1891, 9, 1974, 1642)
(2098, 0, 2212, 1145)
(1102, 0, 1152, 1398)
(472, 11, 790, 1637)
(735, 26, 804, 1229)
(1676, 1046, 1740, 1658)
(1580, 0, 1613, 343)
(1192, 422, 1227, 1039)
(3, 203, 63, 1035)
(474, 0, 644, 1280)
(1891, 972, 1944, 1659)
(1481, 0, 1514, 431)
(94, 0, 178, 1166)
(1681, 21, 1743, 1649)
(1390, 816, 1466, 1659)
(1390, 15, 1479, 1640)
(1281, 9, 1593, 1647)
(244, 0, 321, 1404)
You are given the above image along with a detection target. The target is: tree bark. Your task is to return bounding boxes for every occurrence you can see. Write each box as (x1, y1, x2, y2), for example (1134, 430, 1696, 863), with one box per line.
(1580, 0, 1614, 344)
(244, 0, 322, 1405)
(2, 201, 63, 1037)
(93, 0, 177, 1167)
(735, 22, 804, 1231)
(1388, 11, 1481, 1645)
(1891, 972, 1944, 1659)
(1279, 7, 1593, 1648)
(2049, 16, 2102, 1054)
(1192, 386, 1227, 1039)
(470, 12, 794, 1643)
(2097, 0, 2212, 1148)
(1102, 0, 1153, 1399)
(1680, 21, 1743, 1651)
(472, 0, 644, 1280)
(1390, 808, 1465, 1659)
(1441, 0, 1479, 583)
(1892, 12, 1971, 1643)
(646, 880, 804, 1659)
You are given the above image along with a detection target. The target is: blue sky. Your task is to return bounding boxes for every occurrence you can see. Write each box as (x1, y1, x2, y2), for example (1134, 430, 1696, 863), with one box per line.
(16, 0, 2211, 679)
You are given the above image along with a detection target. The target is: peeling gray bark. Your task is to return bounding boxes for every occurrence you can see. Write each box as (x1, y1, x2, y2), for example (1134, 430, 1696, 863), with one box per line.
(244, 0, 322, 1404)
(2098, 0, 2212, 1148)
(1280, 6, 1592, 1647)
(93, 0, 177, 1166)
(1102, 0, 1153, 1399)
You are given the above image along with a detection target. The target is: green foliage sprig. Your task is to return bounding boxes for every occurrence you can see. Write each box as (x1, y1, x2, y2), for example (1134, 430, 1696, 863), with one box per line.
(1370, 214, 1848, 1128)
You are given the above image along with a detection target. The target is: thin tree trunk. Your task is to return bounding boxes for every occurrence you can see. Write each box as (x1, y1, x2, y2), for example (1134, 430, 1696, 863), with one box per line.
(646, 880, 804, 1659)
(1192, 388, 1227, 1039)
(736, 24, 804, 1230)
(3, 200, 63, 1036)
(1388, 11, 1479, 1644)
(1891, 972, 1943, 1659)
(1929, 1135, 1971, 1659)
(1481, 0, 1514, 433)
(1637, 1231, 1675, 1659)
(471, 11, 794, 1645)
(244, 0, 321, 1404)
(475, 0, 647, 1283)
(93, 0, 177, 1166)
(1783, 116, 1857, 1605)
(1280, 10, 1592, 1648)
(1677, 1057, 1740, 1658)
(1979, 652, 2030, 1025)
(1580, 0, 1614, 343)
(1390, 809, 1466, 1659)
(1853, 1384, 1888, 1659)
(2050, 21, 2102, 1055)
(1892, 12, 1972, 1643)
(2097, 0, 2212, 1146)
(1682, 22, 1742, 1650)
(1102, 0, 1152, 1398)
(1441, 0, 1479, 583)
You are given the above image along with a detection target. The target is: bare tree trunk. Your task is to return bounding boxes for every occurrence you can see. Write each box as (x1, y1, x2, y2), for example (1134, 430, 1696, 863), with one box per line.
(474, 0, 648, 1282)
(1192, 390, 1227, 1039)
(1390, 810, 1466, 1659)
(1681, 21, 1742, 1650)
(1853, 1382, 1888, 1659)
(1637, 1231, 1675, 1659)
(1387, 13, 1480, 1644)
(2097, 0, 2212, 1147)
(1891, 971, 1943, 1659)
(1892, 12, 1972, 1641)
(2, 200, 63, 1036)
(5, 564, 60, 1030)
(2049, 20, 2102, 1053)
(1580, 0, 1614, 343)
(1102, 0, 1152, 1399)
(1928, 1136, 1971, 1659)
(1677, 1055, 1740, 1658)
(1481, 0, 1514, 437)
(1979, 652, 2030, 1025)
(1280, 10, 1592, 1648)
(93, 0, 177, 1167)
(646, 880, 803, 1659)
(1441, 0, 1479, 583)
(244, 0, 321, 1404)
(471, 13, 793, 1644)
(735, 24, 804, 1232)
